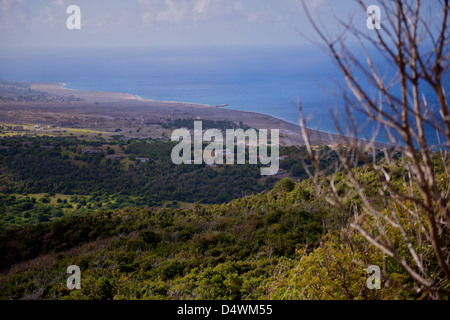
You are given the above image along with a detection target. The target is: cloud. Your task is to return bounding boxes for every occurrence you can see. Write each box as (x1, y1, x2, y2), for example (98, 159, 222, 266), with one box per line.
(0, 0, 23, 13)
(137, 0, 284, 25)
(53, 0, 65, 7)
(139, 0, 221, 24)
(233, 1, 243, 12)
(138, 0, 162, 24)
(0, 0, 341, 48)
(43, 6, 54, 23)
(0, 0, 26, 30)
(156, 0, 188, 23)
(247, 12, 258, 22)
(193, 0, 209, 14)
(287, 0, 327, 13)
(244, 4, 278, 24)
(310, 0, 326, 11)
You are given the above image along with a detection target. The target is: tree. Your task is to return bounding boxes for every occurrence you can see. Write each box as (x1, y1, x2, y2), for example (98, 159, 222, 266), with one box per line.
(299, 0, 449, 298)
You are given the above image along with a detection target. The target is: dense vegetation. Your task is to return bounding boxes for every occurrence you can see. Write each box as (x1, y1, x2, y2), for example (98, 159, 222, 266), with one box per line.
(0, 136, 292, 228)
(160, 119, 252, 131)
(0, 135, 341, 229)
(0, 135, 439, 300)
(0, 175, 421, 300)
(0, 178, 325, 299)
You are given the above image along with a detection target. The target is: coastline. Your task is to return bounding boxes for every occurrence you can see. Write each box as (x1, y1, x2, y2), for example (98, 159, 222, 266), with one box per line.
(56, 82, 215, 107)
(2, 80, 388, 148)
(30, 82, 147, 103)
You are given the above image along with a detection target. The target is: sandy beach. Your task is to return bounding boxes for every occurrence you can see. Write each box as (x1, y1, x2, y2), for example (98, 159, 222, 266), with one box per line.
(1, 81, 358, 147)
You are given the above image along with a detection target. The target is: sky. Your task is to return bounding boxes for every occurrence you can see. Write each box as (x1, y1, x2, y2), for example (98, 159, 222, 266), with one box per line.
(0, 0, 444, 49)
(0, 0, 382, 48)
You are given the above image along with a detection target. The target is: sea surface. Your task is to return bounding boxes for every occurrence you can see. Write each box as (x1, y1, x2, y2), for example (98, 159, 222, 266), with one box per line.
(0, 45, 446, 145)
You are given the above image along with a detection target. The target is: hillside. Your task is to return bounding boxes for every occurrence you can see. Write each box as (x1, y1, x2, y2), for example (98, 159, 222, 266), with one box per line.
(0, 135, 446, 300)
(0, 168, 424, 300)
(0, 134, 303, 228)
(0, 178, 325, 300)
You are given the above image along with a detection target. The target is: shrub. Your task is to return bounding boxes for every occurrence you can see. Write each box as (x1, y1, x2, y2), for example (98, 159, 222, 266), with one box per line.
(274, 178, 296, 193)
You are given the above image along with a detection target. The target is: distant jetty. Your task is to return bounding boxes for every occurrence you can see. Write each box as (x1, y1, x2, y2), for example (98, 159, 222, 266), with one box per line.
(216, 104, 228, 108)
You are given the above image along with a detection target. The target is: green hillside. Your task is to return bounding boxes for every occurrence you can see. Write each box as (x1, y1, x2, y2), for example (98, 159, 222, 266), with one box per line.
(0, 136, 447, 300)
(0, 175, 424, 300)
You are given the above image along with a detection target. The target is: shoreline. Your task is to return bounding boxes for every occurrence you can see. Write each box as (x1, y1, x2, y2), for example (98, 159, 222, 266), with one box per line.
(55, 82, 299, 126)
(2, 80, 390, 148)
(57, 82, 215, 107)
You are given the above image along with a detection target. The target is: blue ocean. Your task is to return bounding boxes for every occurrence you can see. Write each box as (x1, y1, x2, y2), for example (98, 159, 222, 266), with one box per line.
(0, 45, 445, 145)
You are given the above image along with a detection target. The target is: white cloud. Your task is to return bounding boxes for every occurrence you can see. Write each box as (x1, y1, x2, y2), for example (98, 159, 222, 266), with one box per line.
(310, 0, 326, 11)
(138, 0, 162, 24)
(0, 0, 26, 31)
(193, 0, 209, 14)
(244, 4, 277, 24)
(156, 0, 188, 23)
(43, 6, 54, 23)
(247, 12, 258, 22)
(0, 0, 23, 13)
(288, 0, 327, 13)
(233, 1, 243, 12)
(139, 0, 220, 24)
(53, 0, 65, 7)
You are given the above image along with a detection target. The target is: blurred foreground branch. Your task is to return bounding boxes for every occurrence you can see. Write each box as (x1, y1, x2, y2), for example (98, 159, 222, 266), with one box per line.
(300, 0, 450, 298)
